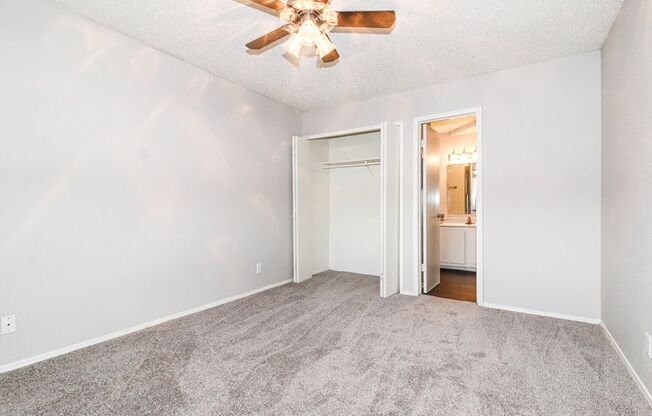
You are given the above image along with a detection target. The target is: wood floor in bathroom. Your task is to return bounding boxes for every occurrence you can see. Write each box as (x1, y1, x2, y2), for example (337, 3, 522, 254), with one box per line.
(427, 269, 477, 302)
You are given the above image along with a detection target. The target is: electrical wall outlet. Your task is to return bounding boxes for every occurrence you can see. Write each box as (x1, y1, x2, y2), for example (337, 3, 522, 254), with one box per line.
(646, 332, 652, 360)
(1, 315, 16, 335)
(256, 263, 262, 274)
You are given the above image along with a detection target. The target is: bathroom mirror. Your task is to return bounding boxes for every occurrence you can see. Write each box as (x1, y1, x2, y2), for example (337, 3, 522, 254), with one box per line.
(447, 163, 477, 214)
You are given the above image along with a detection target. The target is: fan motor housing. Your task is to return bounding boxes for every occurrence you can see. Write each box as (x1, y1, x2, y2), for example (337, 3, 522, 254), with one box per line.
(287, 0, 328, 11)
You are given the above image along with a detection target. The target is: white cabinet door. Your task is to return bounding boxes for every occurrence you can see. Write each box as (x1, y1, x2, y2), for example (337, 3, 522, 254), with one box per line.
(440, 227, 466, 265)
(465, 228, 476, 267)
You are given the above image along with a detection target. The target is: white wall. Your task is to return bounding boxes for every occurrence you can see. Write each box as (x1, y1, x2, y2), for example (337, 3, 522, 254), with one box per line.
(602, 0, 652, 397)
(328, 133, 380, 275)
(304, 52, 602, 320)
(0, 0, 300, 368)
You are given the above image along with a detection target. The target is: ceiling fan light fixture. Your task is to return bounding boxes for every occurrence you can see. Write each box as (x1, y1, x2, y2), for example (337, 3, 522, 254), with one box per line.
(315, 32, 336, 57)
(279, 8, 296, 23)
(297, 16, 320, 45)
(321, 9, 338, 27)
(286, 34, 304, 59)
(242, 0, 396, 65)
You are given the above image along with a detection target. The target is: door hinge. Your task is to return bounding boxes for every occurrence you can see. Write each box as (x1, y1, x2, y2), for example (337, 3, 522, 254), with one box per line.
(420, 263, 425, 272)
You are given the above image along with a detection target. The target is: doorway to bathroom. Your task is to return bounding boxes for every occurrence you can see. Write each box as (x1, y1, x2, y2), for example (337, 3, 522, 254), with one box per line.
(415, 109, 483, 304)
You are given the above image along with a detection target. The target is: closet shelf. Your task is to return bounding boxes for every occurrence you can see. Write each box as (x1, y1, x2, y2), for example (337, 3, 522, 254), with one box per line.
(320, 158, 380, 170)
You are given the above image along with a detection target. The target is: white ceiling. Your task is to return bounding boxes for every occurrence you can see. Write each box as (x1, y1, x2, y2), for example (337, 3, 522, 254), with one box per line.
(45, 0, 623, 111)
(431, 115, 476, 136)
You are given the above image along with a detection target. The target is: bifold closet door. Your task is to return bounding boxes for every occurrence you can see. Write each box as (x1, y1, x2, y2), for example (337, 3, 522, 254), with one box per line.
(292, 135, 313, 283)
(293, 135, 330, 283)
(380, 122, 401, 298)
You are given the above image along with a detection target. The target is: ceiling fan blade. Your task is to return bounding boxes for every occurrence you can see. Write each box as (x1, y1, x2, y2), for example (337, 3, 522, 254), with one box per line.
(335, 11, 396, 28)
(246, 25, 292, 50)
(247, 0, 288, 12)
(321, 48, 339, 63)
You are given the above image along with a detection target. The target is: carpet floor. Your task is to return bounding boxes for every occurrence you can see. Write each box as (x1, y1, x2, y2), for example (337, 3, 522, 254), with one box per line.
(1, 271, 650, 416)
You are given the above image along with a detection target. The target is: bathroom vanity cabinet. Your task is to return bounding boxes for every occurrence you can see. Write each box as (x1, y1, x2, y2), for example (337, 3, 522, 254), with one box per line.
(440, 224, 476, 271)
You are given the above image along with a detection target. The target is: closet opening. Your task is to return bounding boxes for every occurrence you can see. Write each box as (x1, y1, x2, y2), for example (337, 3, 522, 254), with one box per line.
(293, 123, 402, 298)
(415, 109, 483, 304)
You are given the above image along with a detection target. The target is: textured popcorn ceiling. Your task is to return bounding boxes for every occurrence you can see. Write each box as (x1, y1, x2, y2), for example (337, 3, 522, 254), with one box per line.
(45, 0, 623, 111)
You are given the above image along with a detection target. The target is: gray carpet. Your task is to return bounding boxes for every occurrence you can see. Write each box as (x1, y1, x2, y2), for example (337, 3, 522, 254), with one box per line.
(1, 271, 650, 416)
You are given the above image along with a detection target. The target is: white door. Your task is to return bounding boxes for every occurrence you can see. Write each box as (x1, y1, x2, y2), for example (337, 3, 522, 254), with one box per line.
(422, 124, 441, 293)
(292, 136, 310, 283)
(380, 122, 401, 298)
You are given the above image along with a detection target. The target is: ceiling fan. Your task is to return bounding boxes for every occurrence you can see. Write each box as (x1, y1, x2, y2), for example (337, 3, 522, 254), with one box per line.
(243, 0, 396, 64)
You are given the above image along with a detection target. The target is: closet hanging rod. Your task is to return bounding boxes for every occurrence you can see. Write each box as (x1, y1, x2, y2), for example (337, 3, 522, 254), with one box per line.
(320, 162, 380, 170)
(320, 158, 381, 169)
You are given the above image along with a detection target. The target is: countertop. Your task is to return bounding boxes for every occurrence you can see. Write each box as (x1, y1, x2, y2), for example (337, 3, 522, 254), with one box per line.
(440, 222, 476, 228)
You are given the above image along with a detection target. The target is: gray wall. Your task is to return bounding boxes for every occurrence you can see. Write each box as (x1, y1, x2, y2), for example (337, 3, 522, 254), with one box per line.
(602, 0, 652, 396)
(0, 0, 300, 367)
(304, 52, 603, 320)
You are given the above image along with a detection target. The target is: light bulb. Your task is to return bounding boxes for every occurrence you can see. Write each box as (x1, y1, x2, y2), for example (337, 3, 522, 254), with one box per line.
(298, 19, 320, 45)
(460, 148, 469, 163)
(286, 34, 303, 59)
(315, 32, 335, 57)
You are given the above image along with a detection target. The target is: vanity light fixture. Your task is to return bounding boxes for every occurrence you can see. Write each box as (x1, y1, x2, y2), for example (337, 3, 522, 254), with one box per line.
(449, 147, 477, 164)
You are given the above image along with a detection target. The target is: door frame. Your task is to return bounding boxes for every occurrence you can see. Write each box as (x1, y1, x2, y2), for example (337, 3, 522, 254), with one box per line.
(292, 123, 404, 296)
(412, 107, 484, 305)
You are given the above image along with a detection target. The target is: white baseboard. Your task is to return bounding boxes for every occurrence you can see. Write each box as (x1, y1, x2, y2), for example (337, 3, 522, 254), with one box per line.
(0, 279, 292, 374)
(601, 322, 652, 408)
(482, 302, 601, 324)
